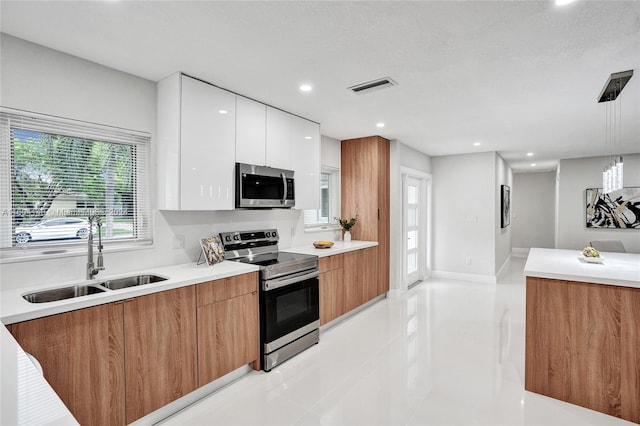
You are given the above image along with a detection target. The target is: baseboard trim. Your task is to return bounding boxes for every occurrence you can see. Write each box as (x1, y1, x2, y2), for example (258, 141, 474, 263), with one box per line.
(431, 270, 497, 284)
(496, 255, 512, 282)
(512, 248, 530, 258)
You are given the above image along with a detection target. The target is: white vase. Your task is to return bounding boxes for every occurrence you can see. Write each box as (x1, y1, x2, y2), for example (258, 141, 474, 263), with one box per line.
(343, 231, 352, 242)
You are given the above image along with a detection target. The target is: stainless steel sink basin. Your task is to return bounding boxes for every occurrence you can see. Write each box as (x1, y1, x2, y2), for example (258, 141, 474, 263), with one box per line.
(98, 274, 167, 290)
(23, 285, 107, 303)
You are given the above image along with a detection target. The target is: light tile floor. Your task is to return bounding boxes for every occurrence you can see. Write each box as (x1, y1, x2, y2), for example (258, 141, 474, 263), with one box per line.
(161, 258, 634, 425)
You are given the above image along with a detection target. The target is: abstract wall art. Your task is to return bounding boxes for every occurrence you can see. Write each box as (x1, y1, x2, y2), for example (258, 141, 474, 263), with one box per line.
(501, 184, 510, 228)
(585, 187, 640, 229)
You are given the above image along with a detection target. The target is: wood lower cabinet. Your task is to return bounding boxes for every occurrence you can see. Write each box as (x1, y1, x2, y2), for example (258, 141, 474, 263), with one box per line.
(124, 285, 197, 423)
(320, 248, 381, 325)
(11, 303, 125, 426)
(9, 274, 262, 425)
(525, 277, 640, 424)
(197, 272, 259, 385)
(319, 254, 345, 325)
(343, 247, 379, 312)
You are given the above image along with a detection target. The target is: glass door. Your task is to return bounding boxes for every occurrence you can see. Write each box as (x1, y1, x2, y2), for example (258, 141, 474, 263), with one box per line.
(404, 176, 421, 286)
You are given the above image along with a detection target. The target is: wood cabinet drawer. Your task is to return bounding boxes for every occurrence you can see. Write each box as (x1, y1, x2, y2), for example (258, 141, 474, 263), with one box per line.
(319, 254, 344, 273)
(197, 272, 258, 307)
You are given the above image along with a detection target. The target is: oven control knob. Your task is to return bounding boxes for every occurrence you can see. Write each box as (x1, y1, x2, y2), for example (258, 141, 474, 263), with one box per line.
(271, 231, 277, 238)
(265, 231, 271, 237)
(225, 235, 231, 242)
(233, 235, 240, 241)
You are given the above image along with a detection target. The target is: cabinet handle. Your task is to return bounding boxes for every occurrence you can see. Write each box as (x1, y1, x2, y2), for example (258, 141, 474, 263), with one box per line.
(200, 185, 204, 198)
(210, 185, 214, 198)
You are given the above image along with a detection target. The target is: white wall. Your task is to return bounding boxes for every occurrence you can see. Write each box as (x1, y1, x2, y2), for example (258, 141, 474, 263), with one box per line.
(389, 141, 432, 294)
(556, 154, 640, 253)
(432, 152, 497, 280)
(512, 172, 556, 250)
(494, 154, 512, 274)
(0, 35, 332, 290)
(0, 34, 155, 133)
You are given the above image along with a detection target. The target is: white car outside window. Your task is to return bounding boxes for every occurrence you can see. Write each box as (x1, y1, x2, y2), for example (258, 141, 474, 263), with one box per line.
(14, 218, 91, 244)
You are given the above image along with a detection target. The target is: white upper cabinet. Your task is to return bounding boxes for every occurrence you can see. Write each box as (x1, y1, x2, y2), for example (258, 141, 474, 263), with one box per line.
(158, 72, 320, 211)
(157, 73, 236, 210)
(236, 96, 266, 166)
(291, 116, 320, 210)
(265, 106, 292, 170)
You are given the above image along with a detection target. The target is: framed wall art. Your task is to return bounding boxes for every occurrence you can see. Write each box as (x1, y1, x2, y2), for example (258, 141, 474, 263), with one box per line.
(585, 187, 640, 229)
(501, 184, 511, 228)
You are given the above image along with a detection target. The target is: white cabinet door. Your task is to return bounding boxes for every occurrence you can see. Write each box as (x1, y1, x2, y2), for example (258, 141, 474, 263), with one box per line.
(180, 75, 236, 210)
(265, 106, 292, 170)
(236, 96, 266, 166)
(291, 117, 320, 210)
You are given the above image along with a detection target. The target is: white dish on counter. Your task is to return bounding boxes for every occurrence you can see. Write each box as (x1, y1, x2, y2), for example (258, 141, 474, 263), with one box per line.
(580, 254, 605, 264)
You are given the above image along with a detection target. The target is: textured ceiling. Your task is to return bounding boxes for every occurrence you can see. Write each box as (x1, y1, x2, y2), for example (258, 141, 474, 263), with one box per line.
(1, 0, 639, 172)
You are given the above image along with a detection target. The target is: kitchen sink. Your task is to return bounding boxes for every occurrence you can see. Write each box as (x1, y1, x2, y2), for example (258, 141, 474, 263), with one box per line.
(23, 285, 107, 303)
(98, 274, 167, 290)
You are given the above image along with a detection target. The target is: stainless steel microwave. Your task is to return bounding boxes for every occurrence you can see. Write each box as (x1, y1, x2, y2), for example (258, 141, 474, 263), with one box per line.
(235, 163, 295, 208)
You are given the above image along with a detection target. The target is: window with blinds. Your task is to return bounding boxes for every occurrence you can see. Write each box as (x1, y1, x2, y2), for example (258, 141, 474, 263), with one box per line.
(0, 108, 152, 257)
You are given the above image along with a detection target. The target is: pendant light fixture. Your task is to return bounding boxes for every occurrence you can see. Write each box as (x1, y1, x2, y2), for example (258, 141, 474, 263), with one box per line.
(598, 70, 633, 194)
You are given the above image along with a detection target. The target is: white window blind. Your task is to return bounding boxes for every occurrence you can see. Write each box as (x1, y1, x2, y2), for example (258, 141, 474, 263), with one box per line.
(0, 107, 152, 257)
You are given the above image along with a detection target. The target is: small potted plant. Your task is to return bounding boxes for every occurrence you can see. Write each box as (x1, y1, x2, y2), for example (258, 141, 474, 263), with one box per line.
(335, 215, 358, 242)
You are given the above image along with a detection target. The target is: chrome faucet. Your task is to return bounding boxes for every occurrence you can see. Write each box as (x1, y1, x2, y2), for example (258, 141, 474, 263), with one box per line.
(87, 215, 105, 280)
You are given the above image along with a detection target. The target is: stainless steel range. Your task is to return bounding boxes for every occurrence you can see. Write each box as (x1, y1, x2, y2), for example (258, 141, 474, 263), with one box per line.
(219, 229, 319, 372)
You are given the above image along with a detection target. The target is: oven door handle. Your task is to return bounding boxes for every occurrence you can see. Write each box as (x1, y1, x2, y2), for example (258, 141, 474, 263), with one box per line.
(263, 270, 319, 291)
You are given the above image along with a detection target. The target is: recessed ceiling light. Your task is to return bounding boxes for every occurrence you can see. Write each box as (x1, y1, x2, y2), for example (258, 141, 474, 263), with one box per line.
(304, 136, 312, 140)
(527, 152, 534, 156)
(218, 110, 228, 114)
(299, 84, 313, 92)
(376, 122, 385, 128)
(473, 142, 481, 146)
(531, 163, 537, 167)
(555, 0, 576, 5)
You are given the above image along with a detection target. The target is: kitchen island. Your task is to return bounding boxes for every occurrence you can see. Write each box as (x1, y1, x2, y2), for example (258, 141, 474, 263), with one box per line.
(524, 248, 640, 424)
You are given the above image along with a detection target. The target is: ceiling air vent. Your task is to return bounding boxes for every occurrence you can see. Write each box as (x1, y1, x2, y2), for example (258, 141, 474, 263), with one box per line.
(348, 77, 398, 94)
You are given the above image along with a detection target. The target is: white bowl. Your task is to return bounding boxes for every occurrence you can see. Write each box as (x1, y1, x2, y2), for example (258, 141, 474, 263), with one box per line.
(581, 255, 605, 264)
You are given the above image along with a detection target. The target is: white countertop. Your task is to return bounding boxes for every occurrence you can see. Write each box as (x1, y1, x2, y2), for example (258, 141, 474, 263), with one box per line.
(524, 247, 640, 289)
(282, 240, 378, 257)
(0, 260, 259, 325)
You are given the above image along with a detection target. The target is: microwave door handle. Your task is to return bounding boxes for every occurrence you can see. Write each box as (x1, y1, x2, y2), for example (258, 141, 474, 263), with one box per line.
(281, 173, 287, 205)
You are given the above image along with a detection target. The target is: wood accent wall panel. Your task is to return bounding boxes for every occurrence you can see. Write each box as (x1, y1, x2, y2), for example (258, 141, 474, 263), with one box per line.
(341, 135, 390, 296)
(525, 277, 639, 424)
(124, 286, 197, 424)
(11, 303, 125, 426)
